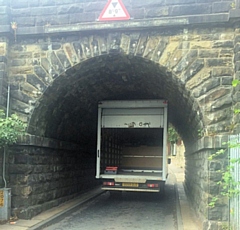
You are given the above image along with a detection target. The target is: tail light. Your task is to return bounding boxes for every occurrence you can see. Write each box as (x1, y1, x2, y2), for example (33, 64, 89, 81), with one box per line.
(147, 183, 159, 188)
(103, 182, 115, 186)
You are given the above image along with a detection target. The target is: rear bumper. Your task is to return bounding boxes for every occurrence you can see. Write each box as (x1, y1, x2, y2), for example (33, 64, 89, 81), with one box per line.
(102, 187, 160, 192)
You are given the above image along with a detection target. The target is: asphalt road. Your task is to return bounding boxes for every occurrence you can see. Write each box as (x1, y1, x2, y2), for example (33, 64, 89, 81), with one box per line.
(43, 173, 179, 230)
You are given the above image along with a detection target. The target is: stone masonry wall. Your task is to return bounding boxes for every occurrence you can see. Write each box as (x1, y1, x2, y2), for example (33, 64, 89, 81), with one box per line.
(233, 28, 240, 133)
(185, 149, 210, 227)
(6, 135, 97, 219)
(0, 0, 239, 225)
(185, 135, 229, 230)
(8, 27, 236, 141)
(9, 0, 234, 28)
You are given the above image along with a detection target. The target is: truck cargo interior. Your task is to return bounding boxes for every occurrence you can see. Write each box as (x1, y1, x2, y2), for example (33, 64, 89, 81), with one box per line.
(101, 128, 164, 174)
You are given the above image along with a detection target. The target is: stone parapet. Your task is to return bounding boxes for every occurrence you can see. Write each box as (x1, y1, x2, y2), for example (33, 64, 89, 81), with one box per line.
(185, 135, 230, 230)
(7, 135, 98, 219)
(0, 1, 237, 36)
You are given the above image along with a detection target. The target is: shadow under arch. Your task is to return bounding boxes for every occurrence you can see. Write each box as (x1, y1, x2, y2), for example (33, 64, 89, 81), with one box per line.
(28, 53, 204, 151)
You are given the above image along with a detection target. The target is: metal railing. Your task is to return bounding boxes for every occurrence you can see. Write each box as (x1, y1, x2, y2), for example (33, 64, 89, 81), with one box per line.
(229, 134, 240, 230)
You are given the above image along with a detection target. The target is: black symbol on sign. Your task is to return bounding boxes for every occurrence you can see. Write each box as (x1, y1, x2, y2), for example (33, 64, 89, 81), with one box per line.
(109, 9, 119, 16)
(112, 2, 117, 8)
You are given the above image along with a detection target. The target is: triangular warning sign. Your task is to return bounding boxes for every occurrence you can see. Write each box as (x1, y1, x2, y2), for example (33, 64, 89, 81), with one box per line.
(98, 0, 130, 21)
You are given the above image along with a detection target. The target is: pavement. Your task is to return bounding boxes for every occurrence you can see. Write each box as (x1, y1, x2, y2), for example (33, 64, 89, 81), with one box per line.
(1, 162, 201, 230)
(169, 162, 202, 230)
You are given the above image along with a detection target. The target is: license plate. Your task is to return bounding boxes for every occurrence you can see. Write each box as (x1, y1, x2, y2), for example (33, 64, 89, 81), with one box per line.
(122, 183, 139, 187)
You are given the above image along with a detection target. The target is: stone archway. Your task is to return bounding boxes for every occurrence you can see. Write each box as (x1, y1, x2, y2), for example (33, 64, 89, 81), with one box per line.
(27, 53, 203, 150)
(6, 28, 236, 227)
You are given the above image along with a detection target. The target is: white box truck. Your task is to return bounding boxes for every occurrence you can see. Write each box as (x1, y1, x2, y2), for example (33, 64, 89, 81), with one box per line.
(96, 100, 169, 193)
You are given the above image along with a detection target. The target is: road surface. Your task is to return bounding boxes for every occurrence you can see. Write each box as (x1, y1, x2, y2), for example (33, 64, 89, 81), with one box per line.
(43, 173, 179, 230)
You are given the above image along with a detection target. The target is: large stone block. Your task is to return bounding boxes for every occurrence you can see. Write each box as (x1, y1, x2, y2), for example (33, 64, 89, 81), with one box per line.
(146, 7, 169, 17)
(169, 4, 211, 16)
(0, 0, 9, 6)
(212, 67, 234, 77)
(206, 58, 233, 67)
(84, 2, 106, 12)
(0, 6, 9, 15)
(9, 164, 33, 174)
(9, 174, 29, 185)
(213, 40, 234, 48)
(212, 1, 232, 13)
(12, 195, 31, 208)
(13, 16, 36, 26)
(18, 204, 43, 219)
(39, 0, 55, 6)
(132, 0, 164, 8)
(199, 50, 219, 58)
(183, 59, 204, 82)
(57, 4, 83, 14)
(26, 74, 47, 92)
(69, 12, 96, 23)
(0, 14, 10, 25)
(11, 0, 29, 9)
(167, 0, 195, 4)
(209, 161, 222, 171)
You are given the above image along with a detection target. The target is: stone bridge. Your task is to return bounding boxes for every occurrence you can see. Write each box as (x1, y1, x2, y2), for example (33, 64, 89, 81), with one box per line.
(0, 0, 240, 229)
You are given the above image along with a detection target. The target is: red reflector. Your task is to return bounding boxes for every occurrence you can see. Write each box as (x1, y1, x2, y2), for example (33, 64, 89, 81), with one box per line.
(106, 166, 118, 171)
(147, 184, 159, 188)
(103, 182, 115, 186)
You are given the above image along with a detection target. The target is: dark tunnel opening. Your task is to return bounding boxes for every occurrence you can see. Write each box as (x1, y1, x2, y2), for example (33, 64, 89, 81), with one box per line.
(28, 53, 203, 150)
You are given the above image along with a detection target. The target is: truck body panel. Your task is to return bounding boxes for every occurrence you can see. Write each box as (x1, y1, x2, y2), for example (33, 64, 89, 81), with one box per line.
(96, 100, 168, 193)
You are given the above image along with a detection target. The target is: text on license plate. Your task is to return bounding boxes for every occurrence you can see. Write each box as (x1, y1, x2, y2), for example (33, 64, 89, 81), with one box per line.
(122, 183, 139, 187)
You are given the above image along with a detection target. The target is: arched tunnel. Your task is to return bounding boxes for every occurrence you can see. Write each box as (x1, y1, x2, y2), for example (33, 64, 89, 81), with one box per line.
(28, 53, 202, 148)
(10, 53, 205, 219)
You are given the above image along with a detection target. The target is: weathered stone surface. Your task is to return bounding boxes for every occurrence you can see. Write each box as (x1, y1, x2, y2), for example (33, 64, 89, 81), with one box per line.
(84, 2, 105, 12)
(192, 78, 220, 98)
(69, 12, 96, 23)
(146, 7, 169, 17)
(212, 67, 234, 77)
(199, 50, 219, 58)
(132, 0, 165, 8)
(209, 161, 221, 171)
(212, 40, 234, 48)
(211, 94, 232, 110)
(186, 68, 211, 89)
(0, 2, 237, 227)
(173, 50, 198, 73)
(169, 4, 211, 16)
(219, 49, 233, 58)
(212, 1, 232, 13)
(206, 58, 233, 67)
(34, 66, 51, 84)
(18, 205, 42, 219)
(183, 59, 204, 82)
(57, 4, 83, 14)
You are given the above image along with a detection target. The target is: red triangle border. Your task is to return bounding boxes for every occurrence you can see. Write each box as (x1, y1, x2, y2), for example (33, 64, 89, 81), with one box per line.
(98, 0, 130, 21)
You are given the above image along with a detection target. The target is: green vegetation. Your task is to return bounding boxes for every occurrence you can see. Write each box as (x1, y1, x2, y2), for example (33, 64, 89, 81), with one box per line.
(168, 125, 180, 144)
(0, 109, 26, 148)
(208, 79, 240, 230)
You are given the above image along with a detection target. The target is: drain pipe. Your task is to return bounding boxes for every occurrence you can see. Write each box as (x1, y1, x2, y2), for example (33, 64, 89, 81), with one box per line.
(2, 85, 10, 188)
